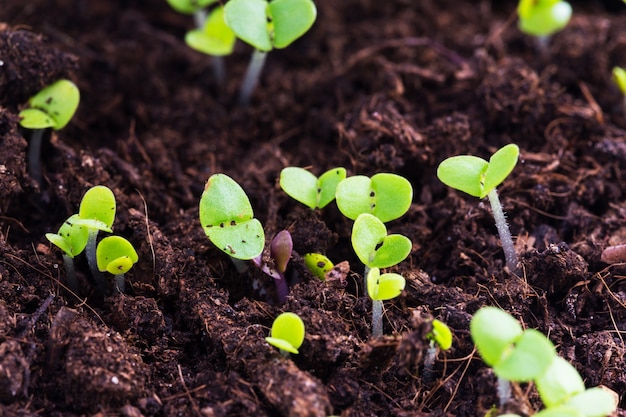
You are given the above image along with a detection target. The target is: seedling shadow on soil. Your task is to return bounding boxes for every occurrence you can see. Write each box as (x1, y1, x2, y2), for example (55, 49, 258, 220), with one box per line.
(0, 1, 626, 416)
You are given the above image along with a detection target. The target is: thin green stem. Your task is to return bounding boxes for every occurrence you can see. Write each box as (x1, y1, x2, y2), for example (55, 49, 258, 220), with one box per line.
(28, 128, 45, 185)
(238, 49, 267, 105)
(487, 189, 518, 273)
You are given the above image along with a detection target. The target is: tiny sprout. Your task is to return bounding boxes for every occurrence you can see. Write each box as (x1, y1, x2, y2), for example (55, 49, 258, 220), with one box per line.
(423, 319, 452, 383)
(45, 214, 89, 294)
(19, 79, 80, 185)
(352, 213, 412, 270)
(265, 312, 305, 355)
(437, 144, 520, 273)
(185, 6, 236, 57)
(367, 267, 405, 338)
(96, 236, 139, 293)
(304, 253, 334, 280)
(612, 66, 626, 116)
(199, 173, 265, 260)
(517, 0, 572, 39)
(224, 0, 317, 104)
(254, 230, 293, 304)
(336, 173, 413, 223)
(279, 167, 347, 210)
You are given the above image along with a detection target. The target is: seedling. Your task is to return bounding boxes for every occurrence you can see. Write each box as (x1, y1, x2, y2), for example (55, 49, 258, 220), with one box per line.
(437, 144, 520, 273)
(335, 173, 413, 223)
(199, 173, 265, 260)
(517, 0, 572, 48)
(224, 0, 317, 104)
(352, 213, 412, 271)
(612, 66, 626, 116)
(279, 167, 347, 210)
(366, 267, 405, 337)
(423, 319, 453, 383)
(470, 306, 556, 407)
(96, 236, 138, 293)
(253, 230, 292, 304)
(265, 312, 305, 356)
(45, 214, 89, 294)
(303, 253, 334, 280)
(76, 185, 116, 293)
(18, 79, 80, 185)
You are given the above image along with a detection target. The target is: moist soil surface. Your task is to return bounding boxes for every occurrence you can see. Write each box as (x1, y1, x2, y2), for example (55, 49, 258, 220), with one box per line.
(1, 1, 626, 416)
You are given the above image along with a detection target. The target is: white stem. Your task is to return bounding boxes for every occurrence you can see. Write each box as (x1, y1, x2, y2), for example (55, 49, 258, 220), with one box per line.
(497, 376, 511, 408)
(239, 49, 267, 105)
(371, 299, 383, 338)
(86, 230, 106, 293)
(213, 56, 226, 85)
(62, 254, 78, 294)
(28, 128, 45, 185)
(193, 9, 207, 29)
(487, 189, 518, 273)
(114, 273, 125, 294)
(423, 343, 436, 384)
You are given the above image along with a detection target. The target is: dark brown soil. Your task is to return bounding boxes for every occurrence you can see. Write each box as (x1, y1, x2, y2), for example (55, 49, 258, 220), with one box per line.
(1, 0, 626, 416)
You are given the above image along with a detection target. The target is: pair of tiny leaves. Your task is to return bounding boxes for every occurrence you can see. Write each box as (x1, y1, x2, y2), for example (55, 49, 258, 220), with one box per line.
(265, 312, 305, 354)
(224, 0, 317, 52)
(437, 144, 519, 199)
(353, 213, 411, 269)
(279, 167, 347, 210)
(185, 6, 236, 57)
(199, 174, 265, 260)
(366, 267, 405, 301)
(19, 79, 80, 131)
(517, 0, 572, 37)
(96, 236, 139, 275)
(427, 319, 453, 351)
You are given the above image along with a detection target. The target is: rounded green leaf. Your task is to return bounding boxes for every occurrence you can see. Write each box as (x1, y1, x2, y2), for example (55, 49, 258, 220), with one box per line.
(96, 236, 138, 275)
(437, 155, 488, 198)
(612, 66, 626, 95)
(535, 356, 585, 407)
(336, 173, 412, 222)
(265, 312, 305, 354)
(369, 234, 412, 268)
(517, 0, 572, 37)
(185, 6, 236, 56)
(224, 0, 273, 52)
(199, 174, 265, 260)
(317, 167, 346, 209)
(483, 144, 519, 197)
(268, 0, 317, 49)
(303, 253, 334, 280)
(279, 167, 319, 209)
(18, 108, 55, 129)
(26, 79, 80, 130)
(429, 319, 453, 350)
(562, 387, 618, 417)
(46, 214, 89, 258)
(470, 306, 523, 367)
(494, 329, 556, 381)
(352, 213, 411, 268)
(78, 185, 116, 230)
(367, 267, 405, 301)
(166, 0, 217, 14)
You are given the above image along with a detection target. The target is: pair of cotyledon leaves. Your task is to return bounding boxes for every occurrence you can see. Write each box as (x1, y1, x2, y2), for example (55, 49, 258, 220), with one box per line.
(19, 79, 80, 131)
(517, 0, 572, 37)
(264, 312, 305, 354)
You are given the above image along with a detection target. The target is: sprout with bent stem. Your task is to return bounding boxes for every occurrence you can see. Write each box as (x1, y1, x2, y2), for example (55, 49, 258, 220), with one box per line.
(423, 319, 453, 384)
(96, 236, 139, 294)
(437, 144, 520, 273)
(265, 312, 305, 357)
(19, 79, 80, 186)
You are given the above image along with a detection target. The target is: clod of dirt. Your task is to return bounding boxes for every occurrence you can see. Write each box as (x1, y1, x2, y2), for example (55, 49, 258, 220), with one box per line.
(0, 341, 28, 403)
(522, 242, 588, 296)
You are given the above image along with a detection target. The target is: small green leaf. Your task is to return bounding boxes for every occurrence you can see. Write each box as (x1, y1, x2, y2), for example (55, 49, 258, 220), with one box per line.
(317, 167, 346, 209)
(265, 312, 305, 354)
(367, 267, 405, 301)
(483, 144, 519, 196)
(268, 0, 317, 49)
(612, 66, 626, 95)
(336, 173, 413, 222)
(470, 306, 523, 367)
(517, 0, 572, 37)
(224, 0, 273, 52)
(166, 0, 217, 14)
(96, 236, 139, 275)
(18, 108, 55, 129)
(437, 155, 488, 198)
(24, 79, 80, 130)
(279, 167, 318, 209)
(199, 174, 265, 260)
(352, 213, 411, 268)
(185, 6, 236, 56)
(78, 185, 116, 230)
(493, 329, 555, 381)
(303, 253, 334, 280)
(562, 387, 618, 417)
(535, 356, 585, 407)
(429, 319, 453, 350)
(46, 214, 90, 258)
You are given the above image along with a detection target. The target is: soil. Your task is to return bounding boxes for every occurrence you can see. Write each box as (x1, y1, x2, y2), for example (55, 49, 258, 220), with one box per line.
(1, 0, 626, 416)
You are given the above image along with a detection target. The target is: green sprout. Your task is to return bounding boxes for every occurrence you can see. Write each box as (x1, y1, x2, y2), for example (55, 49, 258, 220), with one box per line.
(437, 144, 520, 273)
(18, 79, 80, 186)
(265, 312, 305, 356)
(470, 306, 556, 408)
(366, 267, 405, 337)
(199, 173, 265, 260)
(224, 0, 317, 104)
(423, 319, 453, 383)
(279, 167, 347, 210)
(45, 214, 89, 294)
(303, 252, 334, 280)
(335, 173, 413, 223)
(612, 66, 626, 116)
(96, 236, 139, 294)
(517, 0, 572, 49)
(352, 213, 412, 271)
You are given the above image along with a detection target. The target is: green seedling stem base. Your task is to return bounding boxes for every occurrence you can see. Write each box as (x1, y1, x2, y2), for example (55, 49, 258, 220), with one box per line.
(86, 230, 106, 294)
(239, 49, 267, 105)
(488, 189, 518, 273)
(371, 299, 383, 338)
(28, 129, 45, 186)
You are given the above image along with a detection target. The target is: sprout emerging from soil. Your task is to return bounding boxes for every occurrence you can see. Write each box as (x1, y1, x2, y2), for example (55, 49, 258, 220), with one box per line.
(253, 230, 292, 304)
(335, 173, 413, 223)
(18, 79, 80, 186)
(265, 312, 305, 356)
(224, 0, 317, 105)
(366, 267, 405, 338)
(437, 144, 520, 273)
(280, 167, 347, 210)
(303, 252, 334, 280)
(423, 319, 452, 384)
(96, 236, 139, 293)
(45, 214, 89, 294)
(517, 0, 572, 49)
(612, 66, 626, 116)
